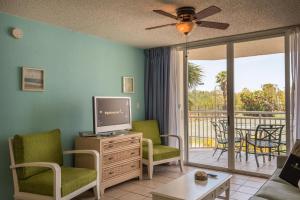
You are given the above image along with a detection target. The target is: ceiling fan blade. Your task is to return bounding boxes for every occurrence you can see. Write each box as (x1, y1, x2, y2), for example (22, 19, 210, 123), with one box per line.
(197, 21, 229, 30)
(195, 6, 222, 20)
(145, 23, 177, 30)
(153, 10, 177, 20)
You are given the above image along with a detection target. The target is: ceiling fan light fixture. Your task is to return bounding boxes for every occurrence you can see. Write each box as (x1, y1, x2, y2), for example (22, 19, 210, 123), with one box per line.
(146, 6, 229, 34)
(176, 21, 194, 35)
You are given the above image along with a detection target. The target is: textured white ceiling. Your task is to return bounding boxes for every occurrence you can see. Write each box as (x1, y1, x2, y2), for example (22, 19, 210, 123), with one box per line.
(0, 0, 300, 49)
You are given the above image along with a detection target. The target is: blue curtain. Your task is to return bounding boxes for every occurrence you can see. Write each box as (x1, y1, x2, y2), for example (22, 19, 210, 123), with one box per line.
(144, 47, 170, 144)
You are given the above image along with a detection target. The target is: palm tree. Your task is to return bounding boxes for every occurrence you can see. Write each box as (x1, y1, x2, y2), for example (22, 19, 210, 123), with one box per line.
(188, 62, 203, 89)
(216, 71, 227, 109)
(188, 62, 203, 110)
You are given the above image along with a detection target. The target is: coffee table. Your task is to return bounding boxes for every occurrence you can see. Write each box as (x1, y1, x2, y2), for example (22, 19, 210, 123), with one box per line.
(151, 170, 232, 200)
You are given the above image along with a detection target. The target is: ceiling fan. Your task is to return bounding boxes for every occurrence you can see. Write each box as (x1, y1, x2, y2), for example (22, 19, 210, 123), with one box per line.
(146, 6, 229, 35)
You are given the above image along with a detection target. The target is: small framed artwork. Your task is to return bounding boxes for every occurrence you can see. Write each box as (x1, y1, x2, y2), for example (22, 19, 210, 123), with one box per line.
(22, 67, 45, 91)
(123, 76, 134, 93)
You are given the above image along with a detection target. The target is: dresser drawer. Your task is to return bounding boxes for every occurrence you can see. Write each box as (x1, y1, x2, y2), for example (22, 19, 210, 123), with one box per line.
(103, 137, 140, 151)
(103, 148, 140, 165)
(103, 166, 120, 180)
(121, 160, 140, 173)
(103, 160, 140, 181)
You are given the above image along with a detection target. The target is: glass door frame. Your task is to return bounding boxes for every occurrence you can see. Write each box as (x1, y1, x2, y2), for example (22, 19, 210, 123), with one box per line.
(183, 30, 291, 177)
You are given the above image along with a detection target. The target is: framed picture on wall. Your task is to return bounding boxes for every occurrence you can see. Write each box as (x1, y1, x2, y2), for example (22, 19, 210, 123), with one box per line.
(22, 67, 45, 91)
(122, 76, 134, 93)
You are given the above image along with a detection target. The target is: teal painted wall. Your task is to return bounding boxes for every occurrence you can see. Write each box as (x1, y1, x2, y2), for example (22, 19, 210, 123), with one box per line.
(0, 12, 145, 199)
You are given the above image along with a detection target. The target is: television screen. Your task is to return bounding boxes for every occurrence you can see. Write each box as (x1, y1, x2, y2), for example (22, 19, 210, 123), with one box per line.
(93, 96, 131, 133)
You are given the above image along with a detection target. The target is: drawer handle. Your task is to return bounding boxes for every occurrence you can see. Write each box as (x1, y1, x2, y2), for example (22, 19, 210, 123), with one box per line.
(108, 157, 113, 160)
(130, 141, 135, 144)
(109, 172, 114, 175)
(109, 141, 114, 143)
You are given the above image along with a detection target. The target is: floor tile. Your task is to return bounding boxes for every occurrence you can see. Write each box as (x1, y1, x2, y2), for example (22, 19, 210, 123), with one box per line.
(104, 187, 131, 199)
(238, 185, 259, 195)
(230, 183, 242, 191)
(247, 176, 267, 183)
(135, 178, 165, 189)
(231, 191, 253, 200)
(118, 192, 147, 200)
(231, 177, 247, 185)
(151, 175, 174, 183)
(189, 149, 277, 175)
(244, 180, 265, 189)
(121, 183, 153, 196)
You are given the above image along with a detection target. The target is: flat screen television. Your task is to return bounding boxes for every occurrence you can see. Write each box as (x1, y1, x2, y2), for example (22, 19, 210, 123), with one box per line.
(93, 96, 132, 134)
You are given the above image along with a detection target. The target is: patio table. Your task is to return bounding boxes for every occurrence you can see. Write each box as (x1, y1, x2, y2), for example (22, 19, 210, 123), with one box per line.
(235, 125, 257, 161)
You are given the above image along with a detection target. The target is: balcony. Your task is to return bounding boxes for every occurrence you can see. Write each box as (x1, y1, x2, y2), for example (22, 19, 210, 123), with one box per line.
(188, 110, 286, 175)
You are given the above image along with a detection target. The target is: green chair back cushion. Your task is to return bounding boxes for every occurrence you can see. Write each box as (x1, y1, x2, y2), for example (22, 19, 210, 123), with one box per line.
(143, 145, 180, 161)
(13, 129, 63, 179)
(132, 120, 161, 145)
(19, 167, 97, 197)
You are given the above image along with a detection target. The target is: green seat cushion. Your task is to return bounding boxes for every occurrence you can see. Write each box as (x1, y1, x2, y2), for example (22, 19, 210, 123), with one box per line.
(13, 129, 63, 179)
(132, 120, 161, 145)
(143, 145, 180, 161)
(19, 166, 97, 197)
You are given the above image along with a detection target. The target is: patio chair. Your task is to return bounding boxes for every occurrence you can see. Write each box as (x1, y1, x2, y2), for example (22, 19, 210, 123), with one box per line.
(219, 119, 244, 160)
(278, 129, 287, 155)
(211, 121, 243, 161)
(247, 124, 284, 167)
(9, 129, 100, 200)
(211, 121, 228, 160)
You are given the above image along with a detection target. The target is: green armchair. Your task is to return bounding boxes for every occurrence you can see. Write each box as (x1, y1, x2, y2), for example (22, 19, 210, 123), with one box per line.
(132, 120, 183, 179)
(9, 129, 100, 200)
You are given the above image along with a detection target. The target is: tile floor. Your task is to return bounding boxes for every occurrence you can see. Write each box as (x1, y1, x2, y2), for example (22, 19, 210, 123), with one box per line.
(76, 165, 267, 200)
(189, 148, 278, 175)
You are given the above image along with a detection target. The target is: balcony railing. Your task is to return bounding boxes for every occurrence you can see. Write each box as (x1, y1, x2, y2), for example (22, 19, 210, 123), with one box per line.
(188, 110, 286, 149)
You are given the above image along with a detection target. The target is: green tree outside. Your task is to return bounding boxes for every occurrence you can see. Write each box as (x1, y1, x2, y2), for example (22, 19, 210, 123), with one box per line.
(187, 65, 285, 114)
(188, 62, 203, 89)
(216, 71, 227, 109)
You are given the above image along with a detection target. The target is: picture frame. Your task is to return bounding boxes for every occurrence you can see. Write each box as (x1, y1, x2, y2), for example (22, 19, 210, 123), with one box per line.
(22, 67, 45, 91)
(122, 76, 134, 93)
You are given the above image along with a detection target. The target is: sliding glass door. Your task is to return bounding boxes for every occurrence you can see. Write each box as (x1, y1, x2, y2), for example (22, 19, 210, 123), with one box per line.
(184, 34, 289, 176)
(186, 45, 229, 169)
(233, 37, 286, 175)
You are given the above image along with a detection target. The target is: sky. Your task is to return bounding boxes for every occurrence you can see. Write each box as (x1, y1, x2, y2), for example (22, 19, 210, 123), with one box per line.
(190, 53, 285, 92)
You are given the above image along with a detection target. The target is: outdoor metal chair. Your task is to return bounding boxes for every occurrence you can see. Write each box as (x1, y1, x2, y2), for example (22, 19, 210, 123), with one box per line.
(211, 120, 243, 161)
(278, 130, 287, 155)
(219, 120, 243, 160)
(247, 124, 284, 167)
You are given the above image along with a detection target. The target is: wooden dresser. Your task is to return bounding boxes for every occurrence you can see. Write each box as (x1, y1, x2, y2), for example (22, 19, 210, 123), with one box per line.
(75, 132, 142, 195)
